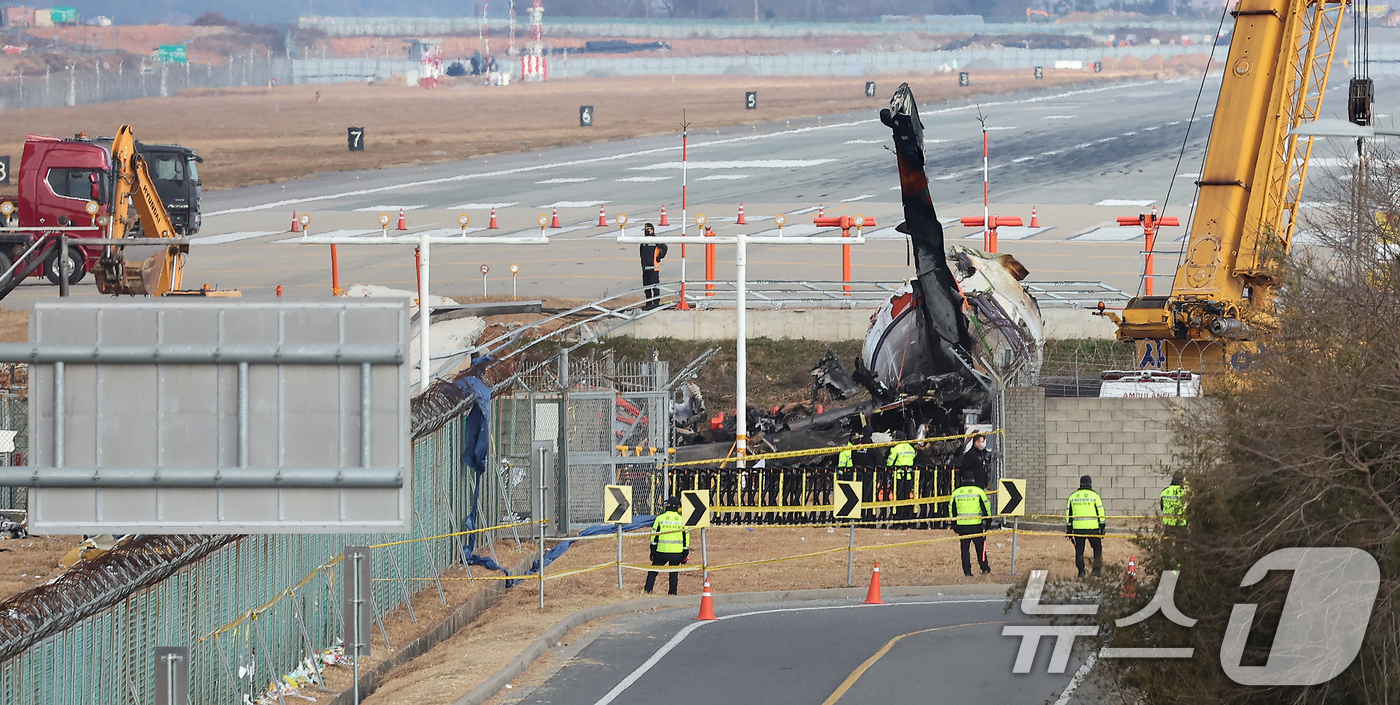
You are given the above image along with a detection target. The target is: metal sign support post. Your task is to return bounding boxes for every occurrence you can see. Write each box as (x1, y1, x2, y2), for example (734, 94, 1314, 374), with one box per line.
(296, 233, 546, 392)
(616, 523, 624, 589)
(617, 231, 865, 467)
(847, 523, 855, 587)
(701, 527, 708, 582)
(1010, 518, 1019, 575)
(538, 444, 547, 609)
(352, 551, 363, 705)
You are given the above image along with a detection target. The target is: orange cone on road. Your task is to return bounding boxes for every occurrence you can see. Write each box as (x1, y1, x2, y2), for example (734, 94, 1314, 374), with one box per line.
(659, 205, 670, 226)
(1031, 205, 1040, 228)
(597, 204, 608, 227)
(736, 203, 747, 225)
(290, 211, 301, 233)
(1122, 556, 1138, 598)
(550, 207, 562, 229)
(396, 207, 408, 231)
(863, 562, 885, 604)
(818, 203, 825, 218)
(695, 578, 718, 621)
(488, 207, 499, 229)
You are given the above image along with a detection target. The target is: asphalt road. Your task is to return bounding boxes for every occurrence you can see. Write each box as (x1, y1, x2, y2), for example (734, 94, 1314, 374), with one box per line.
(493, 596, 1092, 705)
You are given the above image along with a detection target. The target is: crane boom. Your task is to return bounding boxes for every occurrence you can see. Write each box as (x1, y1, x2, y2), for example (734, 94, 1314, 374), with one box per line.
(1107, 0, 1349, 375)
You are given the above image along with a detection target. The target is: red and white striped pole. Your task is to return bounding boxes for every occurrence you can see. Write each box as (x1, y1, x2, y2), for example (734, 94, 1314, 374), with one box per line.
(982, 124, 990, 252)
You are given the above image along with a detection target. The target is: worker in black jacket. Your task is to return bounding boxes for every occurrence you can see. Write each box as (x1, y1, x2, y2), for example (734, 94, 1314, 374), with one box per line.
(959, 433, 990, 489)
(639, 223, 667, 310)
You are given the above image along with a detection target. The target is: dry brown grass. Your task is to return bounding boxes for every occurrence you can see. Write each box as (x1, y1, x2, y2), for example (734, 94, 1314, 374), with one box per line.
(0, 535, 83, 603)
(0, 65, 1202, 196)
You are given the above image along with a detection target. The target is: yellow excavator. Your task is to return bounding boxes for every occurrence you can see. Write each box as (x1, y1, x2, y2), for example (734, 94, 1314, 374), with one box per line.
(1097, 0, 1350, 380)
(94, 125, 198, 296)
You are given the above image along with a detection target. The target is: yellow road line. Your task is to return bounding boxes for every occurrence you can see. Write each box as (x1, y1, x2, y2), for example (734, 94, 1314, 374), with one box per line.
(821, 620, 1010, 705)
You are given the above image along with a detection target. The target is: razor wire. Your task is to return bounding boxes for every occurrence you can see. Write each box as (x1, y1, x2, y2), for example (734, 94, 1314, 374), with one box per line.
(0, 382, 481, 705)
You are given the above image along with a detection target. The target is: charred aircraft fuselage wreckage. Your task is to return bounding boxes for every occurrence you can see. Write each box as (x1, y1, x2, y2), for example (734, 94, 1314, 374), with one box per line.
(672, 84, 1044, 466)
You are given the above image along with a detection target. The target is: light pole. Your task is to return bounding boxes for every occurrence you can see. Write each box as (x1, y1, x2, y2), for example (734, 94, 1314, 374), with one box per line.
(618, 227, 867, 463)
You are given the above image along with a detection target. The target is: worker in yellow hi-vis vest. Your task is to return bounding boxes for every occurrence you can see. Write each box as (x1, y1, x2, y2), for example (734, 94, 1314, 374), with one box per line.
(644, 497, 690, 595)
(951, 471, 992, 576)
(887, 431, 917, 524)
(1066, 475, 1106, 578)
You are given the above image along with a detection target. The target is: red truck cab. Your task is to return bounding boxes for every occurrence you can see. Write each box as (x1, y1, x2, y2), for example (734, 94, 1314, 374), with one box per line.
(10, 135, 111, 284)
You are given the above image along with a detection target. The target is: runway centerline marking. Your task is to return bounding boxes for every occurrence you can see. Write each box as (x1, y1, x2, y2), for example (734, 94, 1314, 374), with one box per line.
(820, 620, 1012, 705)
(587, 598, 1005, 705)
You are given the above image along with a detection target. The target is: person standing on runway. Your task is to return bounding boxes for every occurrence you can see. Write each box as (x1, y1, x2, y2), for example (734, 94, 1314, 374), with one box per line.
(639, 223, 667, 310)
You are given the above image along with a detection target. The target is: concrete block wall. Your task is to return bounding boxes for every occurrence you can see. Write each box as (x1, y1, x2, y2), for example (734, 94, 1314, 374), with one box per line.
(1041, 397, 1199, 519)
(1004, 386, 1047, 511)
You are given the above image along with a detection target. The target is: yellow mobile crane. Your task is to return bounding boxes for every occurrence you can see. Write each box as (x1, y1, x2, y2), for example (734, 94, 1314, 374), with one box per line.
(1098, 0, 1350, 376)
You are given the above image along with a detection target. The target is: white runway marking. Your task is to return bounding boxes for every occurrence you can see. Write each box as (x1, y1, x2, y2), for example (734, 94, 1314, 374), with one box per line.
(451, 202, 519, 209)
(841, 194, 875, 202)
(1176, 173, 1201, 178)
(984, 126, 1018, 131)
(353, 204, 426, 211)
(537, 200, 609, 208)
(697, 174, 753, 181)
(503, 224, 596, 238)
(960, 226, 1052, 241)
(1043, 115, 1076, 119)
(616, 176, 672, 182)
(934, 173, 963, 181)
(1054, 653, 1098, 705)
(1012, 156, 1036, 163)
(272, 228, 377, 243)
(844, 139, 886, 144)
(191, 231, 280, 245)
(630, 159, 836, 171)
(587, 599, 1007, 705)
(1094, 199, 1156, 207)
(1073, 226, 1142, 241)
(535, 177, 596, 184)
(206, 79, 1188, 217)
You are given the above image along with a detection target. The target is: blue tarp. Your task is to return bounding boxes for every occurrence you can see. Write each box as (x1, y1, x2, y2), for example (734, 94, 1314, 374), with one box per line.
(455, 374, 507, 572)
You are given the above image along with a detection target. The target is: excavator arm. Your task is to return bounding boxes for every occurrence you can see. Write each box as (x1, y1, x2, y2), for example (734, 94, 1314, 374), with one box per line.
(1110, 0, 1349, 375)
(95, 125, 187, 296)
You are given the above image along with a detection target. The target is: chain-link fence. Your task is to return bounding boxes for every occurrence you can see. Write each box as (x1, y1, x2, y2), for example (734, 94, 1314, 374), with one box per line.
(0, 392, 25, 512)
(0, 381, 475, 705)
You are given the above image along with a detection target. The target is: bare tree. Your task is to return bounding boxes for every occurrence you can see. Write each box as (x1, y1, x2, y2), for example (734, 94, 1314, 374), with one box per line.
(1018, 144, 1400, 703)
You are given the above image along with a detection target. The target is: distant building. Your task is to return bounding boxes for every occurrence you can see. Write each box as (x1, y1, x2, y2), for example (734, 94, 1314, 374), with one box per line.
(1, 5, 36, 28)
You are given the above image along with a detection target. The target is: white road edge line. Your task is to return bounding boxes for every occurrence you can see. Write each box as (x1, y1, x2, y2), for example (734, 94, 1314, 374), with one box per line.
(588, 598, 1005, 705)
(207, 78, 1183, 217)
(1054, 651, 1098, 705)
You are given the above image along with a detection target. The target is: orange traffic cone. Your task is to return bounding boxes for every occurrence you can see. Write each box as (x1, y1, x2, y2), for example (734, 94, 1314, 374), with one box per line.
(659, 205, 670, 226)
(863, 562, 884, 605)
(550, 207, 561, 229)
(818, 203, 825, 218)
(290, 211, 301, 233)
(1031, 205, 1039, 228)
(1122, 556, 1138, 598)
(597, 204, 608, 227)
(695, 578, 718, 621)
(396, 207, 408, 231)
(736, 203, 747, 225)
(488, 207, 499, 229)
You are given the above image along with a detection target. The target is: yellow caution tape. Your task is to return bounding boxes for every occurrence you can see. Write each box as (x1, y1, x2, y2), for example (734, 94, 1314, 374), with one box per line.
(667, 430, 1001, 468)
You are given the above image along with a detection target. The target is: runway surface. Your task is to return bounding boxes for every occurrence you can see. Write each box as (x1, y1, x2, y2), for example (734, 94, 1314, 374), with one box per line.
(2, 69, 1381, 308)
(491, 596, 1094, 705)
